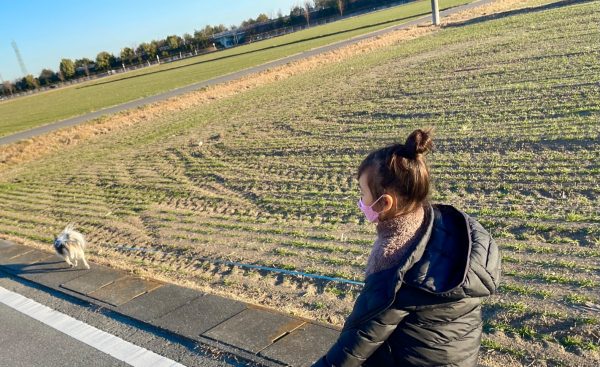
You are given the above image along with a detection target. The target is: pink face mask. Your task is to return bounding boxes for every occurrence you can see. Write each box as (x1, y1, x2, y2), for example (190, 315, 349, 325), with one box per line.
(358, 196, 383, 223)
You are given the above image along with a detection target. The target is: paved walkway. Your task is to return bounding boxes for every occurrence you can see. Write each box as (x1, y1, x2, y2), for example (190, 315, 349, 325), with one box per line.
(0, 0, 493, 147)
(0, 239, 340, 367)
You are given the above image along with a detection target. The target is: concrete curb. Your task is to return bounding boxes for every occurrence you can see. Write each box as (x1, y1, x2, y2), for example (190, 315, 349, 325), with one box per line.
(0, 239, 340, 367)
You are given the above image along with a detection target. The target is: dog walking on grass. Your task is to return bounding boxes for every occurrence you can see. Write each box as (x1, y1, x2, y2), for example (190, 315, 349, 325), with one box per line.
(53, 224, 90, 269)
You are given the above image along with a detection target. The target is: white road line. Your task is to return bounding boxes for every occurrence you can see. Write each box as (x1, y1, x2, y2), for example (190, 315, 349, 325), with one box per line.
(0, 285, 186, 367)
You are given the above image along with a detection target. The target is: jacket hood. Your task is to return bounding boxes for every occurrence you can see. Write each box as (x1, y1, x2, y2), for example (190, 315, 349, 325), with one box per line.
(400, 203, 501, 298)
(345, 203, 500, 331)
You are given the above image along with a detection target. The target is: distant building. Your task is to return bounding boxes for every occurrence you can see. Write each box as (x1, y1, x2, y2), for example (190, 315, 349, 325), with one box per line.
(210, 29, 246, 49)
(75, 63, 96, 74)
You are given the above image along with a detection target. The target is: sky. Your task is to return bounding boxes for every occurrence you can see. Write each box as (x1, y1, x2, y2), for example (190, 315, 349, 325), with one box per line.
(0, 0, 302, 82)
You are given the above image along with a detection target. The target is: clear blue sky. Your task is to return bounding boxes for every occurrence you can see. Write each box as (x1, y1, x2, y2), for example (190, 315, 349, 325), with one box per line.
(0, 0, 301, 82)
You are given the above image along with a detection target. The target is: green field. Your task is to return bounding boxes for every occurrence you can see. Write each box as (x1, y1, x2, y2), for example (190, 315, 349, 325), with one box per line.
(0, 0, 472, 138)
(1, 0, 599, 365)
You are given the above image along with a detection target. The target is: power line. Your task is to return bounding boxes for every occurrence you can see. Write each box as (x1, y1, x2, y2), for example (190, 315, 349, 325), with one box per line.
(11, 41, 28, 76)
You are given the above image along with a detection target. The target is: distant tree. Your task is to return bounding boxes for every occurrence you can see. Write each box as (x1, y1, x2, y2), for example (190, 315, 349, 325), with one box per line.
(241, 17, 255, 28)
(315, 0, 336, 9)
(156, 38, 169, 55)
(38, 69, 56, 85)
(135, 43, 146, 59)
(241, 13, 269, 29)
(166, 35, 181, 50)
(74, 57, 92, 68)
(59, 58, 76, 79)
(255, 13, 270, 23)
(275, 9, 286, 27)
(120, 47, 135, 65)
(193, 30, 210, 49)
(22, 74, 39, 90)
(1, 81, 14, 96)
(200, 26, 212, 37)
(147, 41, 159, 59)
(131, 44, 142, 63)
(96, 51, 115, 71)
(290, 5, 305, 25)
(205, 24, 227, 35)
(182, 33, 194, 51)
(216, 24, 228, 33)
(193, 25, 227, 49)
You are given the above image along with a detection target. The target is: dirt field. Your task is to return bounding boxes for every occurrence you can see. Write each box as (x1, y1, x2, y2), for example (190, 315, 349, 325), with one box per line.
(1, 0, 598, 365)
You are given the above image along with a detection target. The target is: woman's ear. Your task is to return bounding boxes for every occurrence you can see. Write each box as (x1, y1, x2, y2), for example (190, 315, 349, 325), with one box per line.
(379, 194, 395, 214)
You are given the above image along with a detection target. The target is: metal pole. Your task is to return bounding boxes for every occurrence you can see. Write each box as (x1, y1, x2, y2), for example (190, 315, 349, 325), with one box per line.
(431, 0, 440, 26)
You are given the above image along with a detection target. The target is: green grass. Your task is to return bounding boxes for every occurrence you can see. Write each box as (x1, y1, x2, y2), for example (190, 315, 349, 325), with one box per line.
(560, 335, 599, 351)
(481, 338, 527, 358)
(499, 283, 552, 298)
(0, 0, 472, 137)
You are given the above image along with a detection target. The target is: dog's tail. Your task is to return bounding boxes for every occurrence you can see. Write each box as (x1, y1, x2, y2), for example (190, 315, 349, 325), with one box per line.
(63, 223, 75, 233)
(62, 223, 86, 249)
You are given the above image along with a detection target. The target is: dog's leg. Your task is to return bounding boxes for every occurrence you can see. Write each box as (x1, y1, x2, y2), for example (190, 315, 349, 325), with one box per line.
(74, 247, 89, 269)
(64, 257, 74, 268)
(81, 253, 90, 270)
(70, 251, 77, 267)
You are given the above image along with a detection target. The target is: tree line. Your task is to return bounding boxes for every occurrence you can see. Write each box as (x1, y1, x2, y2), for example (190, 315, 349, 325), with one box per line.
(1, 0, 408, 96)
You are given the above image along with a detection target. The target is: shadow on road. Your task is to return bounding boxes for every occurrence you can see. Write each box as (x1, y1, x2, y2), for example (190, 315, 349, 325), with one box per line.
(3, 261, 83, 275)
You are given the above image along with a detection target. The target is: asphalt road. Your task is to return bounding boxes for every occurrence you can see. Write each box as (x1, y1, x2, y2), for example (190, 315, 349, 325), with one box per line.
(0, 302, 129, 367)
(0, 275, 254, 367)
(0, 0, 492, 147)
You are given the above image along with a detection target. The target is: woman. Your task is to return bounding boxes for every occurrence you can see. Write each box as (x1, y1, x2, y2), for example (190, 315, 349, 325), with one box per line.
(312, 128, 501, 367)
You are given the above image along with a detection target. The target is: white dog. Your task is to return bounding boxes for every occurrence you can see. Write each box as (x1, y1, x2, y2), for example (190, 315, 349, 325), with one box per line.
(53, 224, 90, 269)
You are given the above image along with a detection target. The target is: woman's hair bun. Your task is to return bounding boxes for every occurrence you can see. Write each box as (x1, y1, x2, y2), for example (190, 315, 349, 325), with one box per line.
(405, 128, 433, 158)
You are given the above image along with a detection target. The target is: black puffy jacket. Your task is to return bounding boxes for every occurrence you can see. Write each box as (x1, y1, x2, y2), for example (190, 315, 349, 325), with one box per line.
(312, 203, 501, 367)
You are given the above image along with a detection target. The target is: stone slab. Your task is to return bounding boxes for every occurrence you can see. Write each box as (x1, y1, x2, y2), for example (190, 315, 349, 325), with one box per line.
(154, 294, 247, 339)
(203, 308, 305, 354)
(0, 245, 34, 264)
(259, 323, 340, 366)
(16, 256, 91, 288)
(60, 265, 128, 296)
(118, 284, 202, 323)
(87, 277, 162, 307)
(1, 250, 54, 271)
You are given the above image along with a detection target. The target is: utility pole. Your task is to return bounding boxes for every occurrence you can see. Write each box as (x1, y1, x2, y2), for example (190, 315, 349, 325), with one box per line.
(431, 0, 440, 26)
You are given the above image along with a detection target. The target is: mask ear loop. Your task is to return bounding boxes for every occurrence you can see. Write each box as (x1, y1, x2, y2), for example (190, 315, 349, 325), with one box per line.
(369, 195, 384, 209)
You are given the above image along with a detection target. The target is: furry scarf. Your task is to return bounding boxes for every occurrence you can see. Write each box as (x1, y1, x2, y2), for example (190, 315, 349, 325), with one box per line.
(365, 204, 428, 278)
